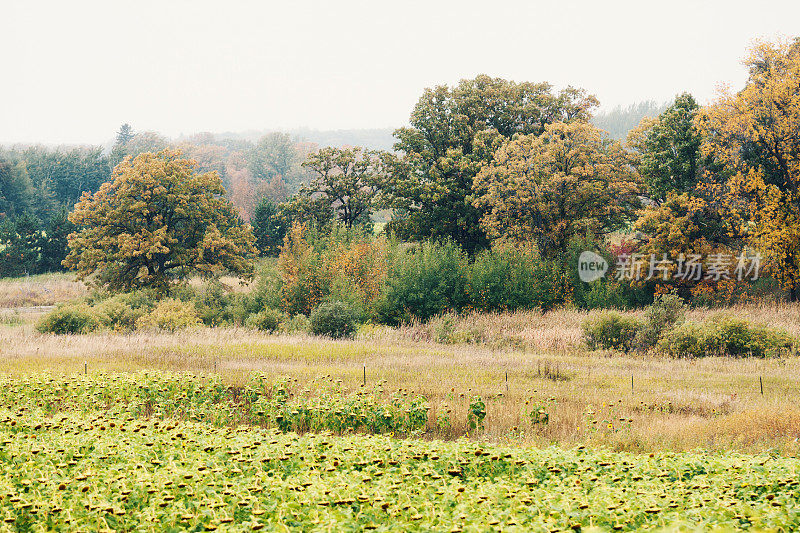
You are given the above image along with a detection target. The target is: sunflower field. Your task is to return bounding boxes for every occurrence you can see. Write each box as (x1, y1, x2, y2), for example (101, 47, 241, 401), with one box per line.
(0, 373, 799, 531)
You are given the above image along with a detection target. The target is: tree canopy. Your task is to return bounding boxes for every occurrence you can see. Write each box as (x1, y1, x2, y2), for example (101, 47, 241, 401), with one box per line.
(474, 121, 641, 260)
(383, 74, 599, 253)
(64, 150, 256, 292)
(283, 146, 385, 229)
(628, 93, 703, 203)
(699, 38, 800, 300)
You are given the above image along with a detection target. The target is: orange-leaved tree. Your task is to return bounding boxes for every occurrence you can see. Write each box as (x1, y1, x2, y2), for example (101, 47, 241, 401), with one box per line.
(698, 37, 800, 300)
(64, 150, 256, 293)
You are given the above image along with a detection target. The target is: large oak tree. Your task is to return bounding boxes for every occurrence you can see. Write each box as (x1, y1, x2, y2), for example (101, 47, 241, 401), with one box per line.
(474, 121, 641, 260)
(64, 150, 256, 293)
(699, 38, 800, 300)
(384, 74, 599, 253)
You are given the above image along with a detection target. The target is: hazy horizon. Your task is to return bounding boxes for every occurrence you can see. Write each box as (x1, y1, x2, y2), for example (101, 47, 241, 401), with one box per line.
(3, 0, 799, 145)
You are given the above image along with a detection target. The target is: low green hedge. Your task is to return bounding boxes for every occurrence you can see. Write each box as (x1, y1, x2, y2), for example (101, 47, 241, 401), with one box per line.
(659, 315, 796, 358)
(582, 311, 643, 352)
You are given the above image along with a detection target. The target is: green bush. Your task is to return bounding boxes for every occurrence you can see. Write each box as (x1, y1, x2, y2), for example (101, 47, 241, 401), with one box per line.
(582, 311, 643, 352)
(246, 308, 286, 332)
(36, 304, 101, 335)
(715, 315, 795, 357)
(136, 299, 202, 332)
(634, 293, 686, 351)
(579, 280, 627, 310)
(94, 296, 145, 332)
(279, 314, 312, 335)
(658, 315, 796, 358)
(309, 301, 357, 338)
(428, 313, 484, 344)
(248, 259, 284, 311)
(466, 247, 563, 312)
(189, 280, 232, 326)
(657, 322, 714, 358)
(376, 240, 468, 325)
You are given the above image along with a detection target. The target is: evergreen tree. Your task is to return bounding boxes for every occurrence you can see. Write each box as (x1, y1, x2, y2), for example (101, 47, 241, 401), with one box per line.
(39, 208, 75, 273)
(251, 198, 286, 256)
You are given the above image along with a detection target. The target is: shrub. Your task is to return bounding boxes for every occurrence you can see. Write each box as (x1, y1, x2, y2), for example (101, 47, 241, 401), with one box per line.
(248, 259, 284, 311)
(657, 322, 715, 358)
(277, 223, 326, 316)
(428, 313, 484, 344)
(376, 240, 468, 325)
(579, 280, 627, 310)
(94, 296, 145, 332)
(714, 315, 795, 357)
(658, 315, 796, 358)
(634, 292, 686, 351)
(309, 301, 357, 338)
(466, 247, 563, 312)
(279, 314, 312, 335)
(36, 304, 101, 335)
(116, 290, 159, 312)
(136, 299, 202, 332)
(189, 279, 233, 326)
(324, 234, 391, 321)
(246, 308, 286, 332)
(582, 311, 643, 352)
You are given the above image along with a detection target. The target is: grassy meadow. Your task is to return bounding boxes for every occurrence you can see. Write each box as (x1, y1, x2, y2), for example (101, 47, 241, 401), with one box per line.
(2, 273, 800, 455)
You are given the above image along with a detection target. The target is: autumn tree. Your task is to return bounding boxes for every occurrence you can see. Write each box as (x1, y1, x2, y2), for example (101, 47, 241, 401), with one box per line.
(474, 121, 641, 260)
(699, 37, 800, 300)
(384, 74, 599, 253)
(64, 150, 256, 293)
(627, 93, 704, 203)
(633, 191, 741, 299)
(283, 146, 385, 229)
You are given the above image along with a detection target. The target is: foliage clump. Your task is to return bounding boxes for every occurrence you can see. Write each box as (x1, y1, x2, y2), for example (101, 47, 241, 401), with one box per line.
(376, 240, 468, 325)
(36, 304, 101, 335)
(246, 308, 286, 333)
(659, 315, 796, 358)
(582, 311, 643, 352)
(64, 150, 257, 294)
(309, 301, 357, 339)
(634, 292, 687, 350)
(135, 298, 202, 332)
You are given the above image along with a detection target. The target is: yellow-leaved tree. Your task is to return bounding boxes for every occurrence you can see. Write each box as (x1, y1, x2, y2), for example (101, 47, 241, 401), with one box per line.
(699, 37, 800, 300)
(64, 150, 257, 293)
(474, 121, 641, 260)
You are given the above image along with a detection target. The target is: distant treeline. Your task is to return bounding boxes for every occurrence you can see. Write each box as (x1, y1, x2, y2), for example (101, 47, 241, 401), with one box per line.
(592, 101, 668, 140)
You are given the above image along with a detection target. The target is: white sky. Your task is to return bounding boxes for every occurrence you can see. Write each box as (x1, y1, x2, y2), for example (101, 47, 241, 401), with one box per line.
(2, 0, 798, 145)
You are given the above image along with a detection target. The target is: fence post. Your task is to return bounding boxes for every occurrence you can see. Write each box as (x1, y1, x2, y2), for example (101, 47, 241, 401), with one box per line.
(505, 371, 508, 394)
(84, 362, 87, 375)
(363, 364, 366, 387)
(760, 376, 763, 396)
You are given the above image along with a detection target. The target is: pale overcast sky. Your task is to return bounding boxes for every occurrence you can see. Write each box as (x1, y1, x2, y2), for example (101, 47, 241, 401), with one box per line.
(2, 0, 798, 145)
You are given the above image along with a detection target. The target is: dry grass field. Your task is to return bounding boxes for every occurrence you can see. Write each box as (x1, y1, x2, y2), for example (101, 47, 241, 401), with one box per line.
(2, 281, 800, 455)
(0, 272, 86, 308)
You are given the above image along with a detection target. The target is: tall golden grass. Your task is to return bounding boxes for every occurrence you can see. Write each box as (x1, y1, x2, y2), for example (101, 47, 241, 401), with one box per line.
(4, 301, 800, 454)
(0, 273, 86, 308)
